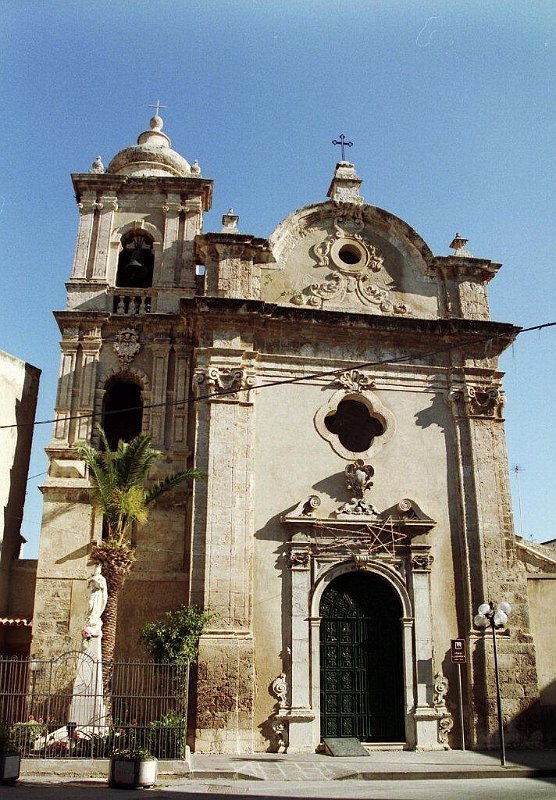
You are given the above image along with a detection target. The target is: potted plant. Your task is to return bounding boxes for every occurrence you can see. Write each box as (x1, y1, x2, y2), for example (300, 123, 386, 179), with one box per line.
(0, 724, 20, 785)
(108, 748, 158, 789)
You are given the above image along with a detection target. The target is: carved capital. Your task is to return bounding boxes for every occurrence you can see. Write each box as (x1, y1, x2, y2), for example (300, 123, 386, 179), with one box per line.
(113, 328, 141, 364)
(193, 365, 256, 401)
(450, 384, 505, 419)
(288, 550, 310, 569)
(411, 553, 434, 571)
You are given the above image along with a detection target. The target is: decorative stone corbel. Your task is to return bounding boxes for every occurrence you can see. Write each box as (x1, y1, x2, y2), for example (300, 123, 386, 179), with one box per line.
(433, 672, 454, 749)
(411, 553, 434, 572)
(271, 673, 288, 709)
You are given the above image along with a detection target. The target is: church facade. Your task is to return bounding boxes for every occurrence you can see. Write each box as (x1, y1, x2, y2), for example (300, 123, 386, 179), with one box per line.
(31, 116, 555, 753)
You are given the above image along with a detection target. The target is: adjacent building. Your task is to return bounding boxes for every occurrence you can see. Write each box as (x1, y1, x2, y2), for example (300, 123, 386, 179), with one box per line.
(0, 349, 40, 655)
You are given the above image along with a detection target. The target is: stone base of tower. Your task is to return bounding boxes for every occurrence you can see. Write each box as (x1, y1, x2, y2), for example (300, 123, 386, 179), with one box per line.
(193, 632, 255, 753)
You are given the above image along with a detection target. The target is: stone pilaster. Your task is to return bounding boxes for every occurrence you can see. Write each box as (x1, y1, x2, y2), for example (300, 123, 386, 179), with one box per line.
(52, 330, 80, 447)
(449, 382, 540, 747)
(71, 192, 97, 279)
(170, 344, 190, 452)
(161, 197, 182, 285)
(191, 358, 257, 752)
(75, 328, 102, 442)
(150, 339, 171, 447)
(91, 196, 118, 281)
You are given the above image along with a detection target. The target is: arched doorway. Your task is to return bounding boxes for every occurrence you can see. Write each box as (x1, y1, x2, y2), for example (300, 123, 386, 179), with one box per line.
(319, 571, 405, 742)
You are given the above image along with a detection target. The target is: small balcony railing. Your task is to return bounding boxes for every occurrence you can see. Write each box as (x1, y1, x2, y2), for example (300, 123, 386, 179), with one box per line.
(111, 291, 153, 315)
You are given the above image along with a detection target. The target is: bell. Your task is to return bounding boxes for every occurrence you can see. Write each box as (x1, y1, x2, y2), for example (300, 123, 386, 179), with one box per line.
(120, 249, 152, 287)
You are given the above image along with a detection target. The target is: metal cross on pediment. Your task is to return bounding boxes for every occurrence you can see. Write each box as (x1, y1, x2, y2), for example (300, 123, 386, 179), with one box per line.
(149, 100, 167, 116)
(332, 133, 353, 160)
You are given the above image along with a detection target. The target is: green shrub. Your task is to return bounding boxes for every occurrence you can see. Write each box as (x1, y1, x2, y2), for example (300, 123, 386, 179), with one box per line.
(139, 605, 216, 664)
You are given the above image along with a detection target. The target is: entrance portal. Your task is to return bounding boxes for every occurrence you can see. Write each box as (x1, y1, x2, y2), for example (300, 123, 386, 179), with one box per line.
(319, 571, 405, 742)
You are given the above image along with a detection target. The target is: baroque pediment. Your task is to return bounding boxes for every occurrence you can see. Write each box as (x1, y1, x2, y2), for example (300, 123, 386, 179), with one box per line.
(264, 200, 439, 319)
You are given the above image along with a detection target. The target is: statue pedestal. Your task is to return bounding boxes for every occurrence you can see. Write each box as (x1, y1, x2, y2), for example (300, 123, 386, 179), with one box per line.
(68, 635, 106, 727)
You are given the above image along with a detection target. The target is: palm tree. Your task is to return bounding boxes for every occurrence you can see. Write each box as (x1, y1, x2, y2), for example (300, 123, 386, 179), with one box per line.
(76, 427, 202, 696)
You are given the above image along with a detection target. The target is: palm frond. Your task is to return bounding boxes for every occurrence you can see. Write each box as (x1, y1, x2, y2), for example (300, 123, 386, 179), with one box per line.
(145, 470, 203, 505)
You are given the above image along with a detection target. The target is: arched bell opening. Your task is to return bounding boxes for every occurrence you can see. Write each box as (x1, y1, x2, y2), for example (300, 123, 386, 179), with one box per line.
(102, 378, 143, 451)
(115, 230, 154, 288)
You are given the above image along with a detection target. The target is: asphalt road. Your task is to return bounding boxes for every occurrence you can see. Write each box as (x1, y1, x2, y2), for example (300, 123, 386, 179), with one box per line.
(5, 777, 556, 799)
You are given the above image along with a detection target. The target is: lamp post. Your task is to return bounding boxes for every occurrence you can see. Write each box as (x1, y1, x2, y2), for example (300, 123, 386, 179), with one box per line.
(474, 601, 511, 767)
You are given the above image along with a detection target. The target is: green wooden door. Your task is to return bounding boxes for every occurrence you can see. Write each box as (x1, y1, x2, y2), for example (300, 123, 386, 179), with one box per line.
(320, 572, 405, 742)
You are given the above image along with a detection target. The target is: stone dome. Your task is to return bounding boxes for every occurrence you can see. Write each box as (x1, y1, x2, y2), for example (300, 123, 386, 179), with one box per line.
(107, 116, 191, 177)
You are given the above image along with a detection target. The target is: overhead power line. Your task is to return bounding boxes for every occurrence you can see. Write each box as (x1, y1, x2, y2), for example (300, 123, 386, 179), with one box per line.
(0, 320, 554, 432)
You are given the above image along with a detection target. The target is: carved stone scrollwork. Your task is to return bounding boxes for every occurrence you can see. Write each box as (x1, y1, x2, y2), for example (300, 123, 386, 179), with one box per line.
(411, 553, 434, 571)
(336, 369, 374, 393)
(193, 366, 256, 400)
(338, 497, 379, 516)
(271, 673, 287, 709)
(269, 718, 289, 753)
(113, 328, 141, 364)
(449, 384, 505, 419)
(438, 714, 454, 747)
(433, 673, 449, 708)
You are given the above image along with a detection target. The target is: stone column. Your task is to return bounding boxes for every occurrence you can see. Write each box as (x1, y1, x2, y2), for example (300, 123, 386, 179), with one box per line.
(180, 199, 203, 290)
(191, 359, 257, 752)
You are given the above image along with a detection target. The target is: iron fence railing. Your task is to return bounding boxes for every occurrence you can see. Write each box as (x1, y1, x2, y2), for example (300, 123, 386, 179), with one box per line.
(0, 653, 188, 759)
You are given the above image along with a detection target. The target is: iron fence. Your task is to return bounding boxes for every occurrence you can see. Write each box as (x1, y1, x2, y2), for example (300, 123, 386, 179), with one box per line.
(0, 653, 188, 759)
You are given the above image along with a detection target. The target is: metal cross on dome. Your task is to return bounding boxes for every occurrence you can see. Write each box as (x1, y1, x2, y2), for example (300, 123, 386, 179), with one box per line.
(149, 100, 167, 116)
(332, 133, 353, 160)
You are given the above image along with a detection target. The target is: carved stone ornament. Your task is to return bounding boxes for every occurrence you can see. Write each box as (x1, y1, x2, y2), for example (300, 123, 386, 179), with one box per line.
(336, 369, 374, 393)
(411, 553, 434, 571)
(438, 714, 454, 748)
(345, 460, 374, 497)
(270, 718, 289, 752)
(433, 673, 449, 708)
(113, 328, 141, 364)
(338, 497, 379, 517)
(288, 550, 310, 569)
(450, 384, 504, 419)
(271, 673, 288, 709)
(193, 366, 256, 399)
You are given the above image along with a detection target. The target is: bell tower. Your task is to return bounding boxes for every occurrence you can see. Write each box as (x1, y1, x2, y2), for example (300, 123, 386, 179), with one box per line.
(33, 116, 212, 658)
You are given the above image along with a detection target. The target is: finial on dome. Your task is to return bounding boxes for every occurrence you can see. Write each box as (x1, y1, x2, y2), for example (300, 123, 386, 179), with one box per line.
(221, 208, 240, 233)
(150, 115, 163, 132)
(449, 233, 471, 257)
(90, 155, 105, 174)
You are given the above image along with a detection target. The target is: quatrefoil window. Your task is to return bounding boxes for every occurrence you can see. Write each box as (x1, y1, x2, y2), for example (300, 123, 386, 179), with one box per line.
(315, 389, 395, 459)
(324, 398, 385, 452)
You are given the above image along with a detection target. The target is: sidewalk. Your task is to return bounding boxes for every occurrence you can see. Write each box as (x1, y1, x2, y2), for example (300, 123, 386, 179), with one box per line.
(20, 749, 556, 783)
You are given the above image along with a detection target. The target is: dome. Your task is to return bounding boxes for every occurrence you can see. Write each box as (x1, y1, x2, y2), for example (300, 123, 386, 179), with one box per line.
(107, 116, 191, 177)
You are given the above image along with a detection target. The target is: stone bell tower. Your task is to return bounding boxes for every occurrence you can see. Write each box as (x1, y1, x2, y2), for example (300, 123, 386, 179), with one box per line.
(32, 115, 212, 659)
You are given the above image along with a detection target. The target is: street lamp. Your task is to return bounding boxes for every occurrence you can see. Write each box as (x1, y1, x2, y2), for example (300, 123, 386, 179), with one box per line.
(474, 601, 512, 766)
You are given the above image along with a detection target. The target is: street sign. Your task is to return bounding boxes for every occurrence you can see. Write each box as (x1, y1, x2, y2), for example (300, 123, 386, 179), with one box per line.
(451, 638, 466, 663)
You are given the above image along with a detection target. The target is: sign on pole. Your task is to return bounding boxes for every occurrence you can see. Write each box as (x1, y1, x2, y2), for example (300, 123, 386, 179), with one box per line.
(451, 638, 466, 663)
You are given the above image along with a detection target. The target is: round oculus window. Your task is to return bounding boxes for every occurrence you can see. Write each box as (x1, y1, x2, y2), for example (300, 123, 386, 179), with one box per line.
(330, 239, 368, 272)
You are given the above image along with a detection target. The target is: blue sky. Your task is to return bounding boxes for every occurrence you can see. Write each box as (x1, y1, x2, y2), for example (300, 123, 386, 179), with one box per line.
(1, 1, 554, 556)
